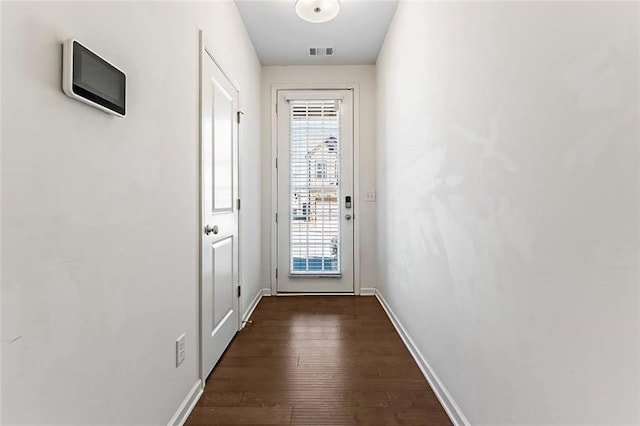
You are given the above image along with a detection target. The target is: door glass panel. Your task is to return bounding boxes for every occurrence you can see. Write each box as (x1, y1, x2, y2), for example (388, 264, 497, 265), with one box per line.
(289, 100, 341, 275)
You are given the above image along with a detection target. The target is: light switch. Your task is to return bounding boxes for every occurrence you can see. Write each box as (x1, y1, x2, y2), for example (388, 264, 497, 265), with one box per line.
(365, 190, 376, 202)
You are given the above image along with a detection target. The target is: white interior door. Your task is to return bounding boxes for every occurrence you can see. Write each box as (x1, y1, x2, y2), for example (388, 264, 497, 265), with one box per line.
(276, 90, 354, 293)
(200, 47, 239, 379)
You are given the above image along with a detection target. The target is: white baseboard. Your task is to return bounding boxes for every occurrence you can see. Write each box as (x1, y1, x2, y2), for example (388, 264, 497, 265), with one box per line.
(276, 292, 355, 296)
(375, 289, 470, 426)
(169, 286, 271, 425)
(167, 380, 203, 426)
(242, 288, 269, 328)
(360, 287, 376, 296)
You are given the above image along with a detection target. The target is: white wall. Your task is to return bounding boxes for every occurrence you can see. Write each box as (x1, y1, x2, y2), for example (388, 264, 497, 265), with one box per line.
(0, 1, 261, 424)
(261, 65, 377, 292)
(377, 2, 639, 424)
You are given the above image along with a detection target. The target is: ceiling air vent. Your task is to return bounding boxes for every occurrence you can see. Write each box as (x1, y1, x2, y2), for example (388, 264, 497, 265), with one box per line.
(308, 47, 335, 57)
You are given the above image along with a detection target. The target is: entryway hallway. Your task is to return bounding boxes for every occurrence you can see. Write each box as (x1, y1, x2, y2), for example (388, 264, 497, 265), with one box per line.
(185, 296, 451, 425)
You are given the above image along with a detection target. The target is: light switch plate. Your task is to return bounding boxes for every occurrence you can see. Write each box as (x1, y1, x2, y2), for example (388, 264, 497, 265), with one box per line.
(365, 190, 376, 202)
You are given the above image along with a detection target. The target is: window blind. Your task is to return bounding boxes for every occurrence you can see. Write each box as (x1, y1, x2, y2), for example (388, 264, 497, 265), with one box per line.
(289, 99, 341, 275)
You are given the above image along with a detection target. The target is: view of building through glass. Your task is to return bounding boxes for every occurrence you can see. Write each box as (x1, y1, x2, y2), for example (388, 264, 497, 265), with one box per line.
(289, 99, 341, 274)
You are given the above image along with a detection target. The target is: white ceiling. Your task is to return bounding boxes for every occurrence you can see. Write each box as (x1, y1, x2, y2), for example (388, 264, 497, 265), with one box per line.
(235, 0, 399, 66)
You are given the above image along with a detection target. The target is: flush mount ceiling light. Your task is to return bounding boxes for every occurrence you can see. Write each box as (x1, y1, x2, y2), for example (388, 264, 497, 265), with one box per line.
(295, 0, 341, 23)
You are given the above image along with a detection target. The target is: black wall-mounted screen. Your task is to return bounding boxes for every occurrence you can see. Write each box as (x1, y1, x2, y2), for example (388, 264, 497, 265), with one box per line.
(72, 41, 126, 116)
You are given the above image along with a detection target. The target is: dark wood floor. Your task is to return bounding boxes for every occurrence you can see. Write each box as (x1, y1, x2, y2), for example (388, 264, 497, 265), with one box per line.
(185, 296, 452, 425)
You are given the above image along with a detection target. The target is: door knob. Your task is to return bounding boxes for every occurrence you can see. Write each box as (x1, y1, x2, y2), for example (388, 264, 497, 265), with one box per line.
(204, 224, 219, 235)
(345, 214, 352, 221)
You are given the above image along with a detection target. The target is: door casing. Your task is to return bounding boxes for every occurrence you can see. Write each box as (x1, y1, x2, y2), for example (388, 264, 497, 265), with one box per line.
(269, 84, 362, 296)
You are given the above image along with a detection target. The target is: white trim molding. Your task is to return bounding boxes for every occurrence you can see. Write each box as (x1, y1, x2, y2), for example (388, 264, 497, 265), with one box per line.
(359, 287, 376, 296)
(375, 289, 470, 426)
(241, 287, 269, 328)
(276, 292, 355, 296)
(270, 83, 362, 296)
(167, 380, 203, 426)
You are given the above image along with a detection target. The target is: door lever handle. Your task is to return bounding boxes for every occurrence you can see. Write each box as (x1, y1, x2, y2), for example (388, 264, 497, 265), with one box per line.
(204, 224, 219, 235)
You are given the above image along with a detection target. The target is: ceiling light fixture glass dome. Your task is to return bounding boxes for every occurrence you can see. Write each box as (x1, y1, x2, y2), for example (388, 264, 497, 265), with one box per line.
(295, 0, 341, 23)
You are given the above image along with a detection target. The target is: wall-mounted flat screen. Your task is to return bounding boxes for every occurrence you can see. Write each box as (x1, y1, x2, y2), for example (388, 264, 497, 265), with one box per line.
(62, 39, 126, 117)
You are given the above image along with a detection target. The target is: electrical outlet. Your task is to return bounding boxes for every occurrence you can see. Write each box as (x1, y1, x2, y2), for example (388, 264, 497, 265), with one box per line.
(176, 333, 185, 367)
(365, 190, 376, 202)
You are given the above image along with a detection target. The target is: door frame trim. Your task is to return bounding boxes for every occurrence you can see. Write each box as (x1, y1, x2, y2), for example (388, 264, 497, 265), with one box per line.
(269, 84, 361, 296)
(198, 30, 243, 387)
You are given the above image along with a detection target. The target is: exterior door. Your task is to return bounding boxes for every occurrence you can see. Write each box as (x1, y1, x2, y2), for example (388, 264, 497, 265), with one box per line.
(200, 48, 239, 379)
(276, 90, 354, 293)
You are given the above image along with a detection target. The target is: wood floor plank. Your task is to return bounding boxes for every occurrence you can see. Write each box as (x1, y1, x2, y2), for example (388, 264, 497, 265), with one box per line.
(211, 365, 380, 380)
(203, 379, 230, 391)
(377, 363, 425, 379)
(241, 390, 390, 407)
(240, 329, 354, 341)
(186, 296, 452, 425)
(224, 341, 410, 357)
(185, 407, 292, 425)
(197, 391, 244, 407)
(243, 325, 341, 332)
(219, 377, 430, 392)
(218, 356, 299, 367)
(291, 406, 452, 425)
(386, 390, 445, 408)
(354, 329, 404, 341)
(297, 355, 413, 367)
